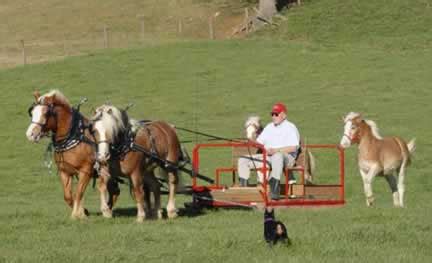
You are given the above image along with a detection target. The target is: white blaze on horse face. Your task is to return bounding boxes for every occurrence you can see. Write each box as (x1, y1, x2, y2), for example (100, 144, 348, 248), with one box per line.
(94, 120, 110, 162)
(340, 121, 353, 148)
(246, 125, 257, 140)
(26, 105, 46, 142)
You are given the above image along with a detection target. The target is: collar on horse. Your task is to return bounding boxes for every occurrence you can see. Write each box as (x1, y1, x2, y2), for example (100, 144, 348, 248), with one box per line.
(109, 125, 135, 160)
(51, 108, 95, 152)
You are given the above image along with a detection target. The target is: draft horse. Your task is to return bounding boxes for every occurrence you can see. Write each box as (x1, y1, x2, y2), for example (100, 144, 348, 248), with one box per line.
(244, 115, 316, 184)
(91, 104, 182, 220)
(340, 112, 415, 207)
(26, 90, 97, 219)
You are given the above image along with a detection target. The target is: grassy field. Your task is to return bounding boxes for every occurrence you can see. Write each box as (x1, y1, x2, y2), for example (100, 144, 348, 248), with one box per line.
(1, 0, 432, 262)
(0, 0, 250, 68)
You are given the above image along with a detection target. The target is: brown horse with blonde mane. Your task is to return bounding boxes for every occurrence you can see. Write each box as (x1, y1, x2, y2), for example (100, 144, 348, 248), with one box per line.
(91, 104, 182, 220)
(340, 112, 415, 207)
(25, 90, 98, 219)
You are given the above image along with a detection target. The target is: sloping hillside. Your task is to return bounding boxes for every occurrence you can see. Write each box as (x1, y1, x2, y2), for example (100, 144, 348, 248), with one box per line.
(254, 0, 432, 50)
(0, 0, 251, 67)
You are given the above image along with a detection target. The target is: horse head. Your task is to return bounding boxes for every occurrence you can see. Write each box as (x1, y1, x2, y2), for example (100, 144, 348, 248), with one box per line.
(26, 90, 71, 142)
(340, 112, 363, 148)
(244, 115, 263, 141)
(91, 104, 127, 163)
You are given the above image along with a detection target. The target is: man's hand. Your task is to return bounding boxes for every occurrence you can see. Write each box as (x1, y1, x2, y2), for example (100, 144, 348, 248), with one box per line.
(267, 148, 278, 156)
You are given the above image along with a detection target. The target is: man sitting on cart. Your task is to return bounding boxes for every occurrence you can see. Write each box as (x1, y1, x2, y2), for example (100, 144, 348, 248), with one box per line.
(237, 102, 300, 200)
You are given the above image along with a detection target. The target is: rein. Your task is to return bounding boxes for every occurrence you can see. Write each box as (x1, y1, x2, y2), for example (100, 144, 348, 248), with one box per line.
(174, 126, 246, 143)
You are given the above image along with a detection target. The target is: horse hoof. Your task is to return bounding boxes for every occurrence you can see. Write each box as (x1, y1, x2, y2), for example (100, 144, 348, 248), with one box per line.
(167, 210, 178, 219)
(157, 209, 163, 220)
(136, 216, 145, 223)
(84, 208, 90, 217)
(102, 208, 113, 218)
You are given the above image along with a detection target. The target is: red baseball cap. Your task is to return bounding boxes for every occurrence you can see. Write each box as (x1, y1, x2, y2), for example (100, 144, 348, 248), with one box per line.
(271, 103, 287, 114)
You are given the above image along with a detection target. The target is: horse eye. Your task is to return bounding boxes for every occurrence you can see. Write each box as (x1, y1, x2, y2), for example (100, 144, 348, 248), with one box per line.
(351, 125, 356, 130)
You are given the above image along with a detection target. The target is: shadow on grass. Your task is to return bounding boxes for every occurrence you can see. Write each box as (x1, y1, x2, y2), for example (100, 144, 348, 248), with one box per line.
(92, 204, 208, 220)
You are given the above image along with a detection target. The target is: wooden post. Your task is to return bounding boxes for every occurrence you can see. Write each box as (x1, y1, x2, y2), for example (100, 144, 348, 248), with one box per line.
(208, 16, 214, 40)
(244, 8, 249, 33)
(63, 34, 67, 56)
(103, 25, 109, 48)
(20, 40, 26, 65)
(178, 18, 183, 36)
(140, 18, 145, 43)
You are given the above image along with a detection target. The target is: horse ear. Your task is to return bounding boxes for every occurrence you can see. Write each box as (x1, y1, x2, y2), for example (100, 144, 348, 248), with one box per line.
(33, 90, 40, 101)
(341, 116, 345, 122)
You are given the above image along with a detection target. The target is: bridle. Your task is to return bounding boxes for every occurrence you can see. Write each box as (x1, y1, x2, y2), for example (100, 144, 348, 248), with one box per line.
(28, 102, 57, 133)
(343, 122, 360, 143)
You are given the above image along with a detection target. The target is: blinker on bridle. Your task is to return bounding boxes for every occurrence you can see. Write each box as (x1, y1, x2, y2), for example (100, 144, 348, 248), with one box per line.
(28, 102, 57, 128)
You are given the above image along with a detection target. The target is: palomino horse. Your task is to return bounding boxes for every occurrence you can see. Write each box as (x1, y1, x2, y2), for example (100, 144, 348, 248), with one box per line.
(26, 90, 97, 219)
(91, 104, 182, 220)
(244, 115, 316, 184)
(340, 112, 415, 207)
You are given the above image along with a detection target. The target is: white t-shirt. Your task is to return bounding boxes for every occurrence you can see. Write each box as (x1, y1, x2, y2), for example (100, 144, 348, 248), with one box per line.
(257, 119, 300, 152)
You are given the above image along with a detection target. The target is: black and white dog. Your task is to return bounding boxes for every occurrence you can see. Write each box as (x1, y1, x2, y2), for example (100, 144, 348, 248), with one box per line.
(264, 208, 290, 246)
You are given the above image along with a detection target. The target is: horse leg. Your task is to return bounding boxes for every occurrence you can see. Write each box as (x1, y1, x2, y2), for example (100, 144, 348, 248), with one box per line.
(72, 171, 91, 219)
(397, 161, 407, 208)
(166, 170, 178, 219)
(59, 171, 74, 209)
(360, 168, 377, 207)
(131, 170, 146, 222)
(145, 170, 162, 219)
(142, 180, 151, 217)
(384, 172, 400, 207)
(97, 167, 112, 218)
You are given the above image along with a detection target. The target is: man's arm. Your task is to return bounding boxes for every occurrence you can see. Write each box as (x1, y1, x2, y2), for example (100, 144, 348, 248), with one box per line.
(267, 146, 297, 156)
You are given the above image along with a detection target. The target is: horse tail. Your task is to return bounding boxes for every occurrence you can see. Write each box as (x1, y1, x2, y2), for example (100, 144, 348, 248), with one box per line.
(407, 138, 416, 155)
(303, 149, 316, 184)
(307, 149, 316, 177)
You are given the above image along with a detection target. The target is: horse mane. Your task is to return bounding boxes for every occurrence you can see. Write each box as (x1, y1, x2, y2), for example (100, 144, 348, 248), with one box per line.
(95, 105, 128, 142)
(40, 89, 71, 108)
(364, 119, 383, 140)
(343, 112, 361, 123)
(344, 112, 383, 140)
(245, 115, 262, 129)
(129, 118, 142, 134)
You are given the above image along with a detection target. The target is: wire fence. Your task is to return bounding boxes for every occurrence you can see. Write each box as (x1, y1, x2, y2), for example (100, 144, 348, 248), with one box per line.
(0, 13, 240, 69)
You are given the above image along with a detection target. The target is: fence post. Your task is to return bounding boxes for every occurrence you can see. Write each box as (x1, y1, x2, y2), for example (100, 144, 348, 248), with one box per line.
(208, 16, 214, 40)
(20, 40, 26, 65)
(178, 18, 183, 36)
(63, 34, 67, 56)
(137, 16, 145, 44)
(103, 25, 109, 48)
(244, 8, 249, 33)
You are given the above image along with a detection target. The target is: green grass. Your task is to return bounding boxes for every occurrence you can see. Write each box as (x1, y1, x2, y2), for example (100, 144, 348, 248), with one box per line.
(1, 40, 431, 262)
(256, 0, 432, 50)
(1, 0, 432, 262)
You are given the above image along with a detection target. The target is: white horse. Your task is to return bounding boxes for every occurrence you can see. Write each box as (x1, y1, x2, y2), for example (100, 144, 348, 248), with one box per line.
(340, 112, 415, 207)
(244, 115, 316, 184)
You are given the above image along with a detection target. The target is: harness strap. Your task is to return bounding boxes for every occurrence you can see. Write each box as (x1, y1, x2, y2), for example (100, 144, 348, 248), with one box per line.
(143, 125, 157, 155)
(131, 142, 214, 184)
